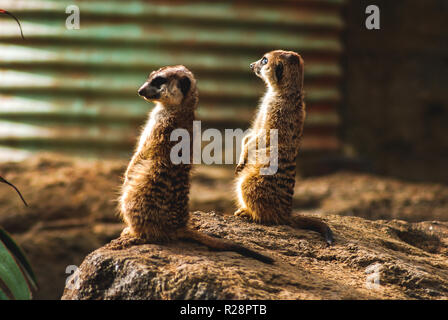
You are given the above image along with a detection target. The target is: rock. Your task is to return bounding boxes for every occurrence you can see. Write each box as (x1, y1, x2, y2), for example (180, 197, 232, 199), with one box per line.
(294, 172, 448, 221)
(2, 154, 448, 299)
(62, 211, 448, 300)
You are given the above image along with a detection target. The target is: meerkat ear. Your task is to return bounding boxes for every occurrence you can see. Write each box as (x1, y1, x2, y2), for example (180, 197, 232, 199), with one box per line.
(285, 53, 300, 65)
(275, 62, 284, 83)
(285, 53, 304, 90)
(178, 77, 191, 96)
(297, 55, 305, 91)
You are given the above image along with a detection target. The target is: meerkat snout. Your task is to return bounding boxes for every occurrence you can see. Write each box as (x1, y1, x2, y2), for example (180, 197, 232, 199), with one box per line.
(138, 82, 159, 100)
(250, 56, 269, 78)
(138, 76, 169, 100)
(138, 70, 194, 107)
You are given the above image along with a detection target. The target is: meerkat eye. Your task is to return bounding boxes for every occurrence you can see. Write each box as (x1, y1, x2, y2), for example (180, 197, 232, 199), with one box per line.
(150, 76, 167, 88)
(261, 57, 268, 65)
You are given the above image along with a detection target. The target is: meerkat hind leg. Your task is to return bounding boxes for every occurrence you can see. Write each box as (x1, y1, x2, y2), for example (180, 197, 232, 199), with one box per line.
(106, 227, 147, 250)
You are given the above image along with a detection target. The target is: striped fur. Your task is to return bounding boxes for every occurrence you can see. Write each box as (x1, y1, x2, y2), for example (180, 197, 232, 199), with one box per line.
(118, 65, 274, 263)
(235, 50, 334, 245)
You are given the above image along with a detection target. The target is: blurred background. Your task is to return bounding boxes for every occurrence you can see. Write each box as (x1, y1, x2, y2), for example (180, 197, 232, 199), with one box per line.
(0, 0, 343, 165)
(0, 0, 447, 299)
(1, 0, 447, 181)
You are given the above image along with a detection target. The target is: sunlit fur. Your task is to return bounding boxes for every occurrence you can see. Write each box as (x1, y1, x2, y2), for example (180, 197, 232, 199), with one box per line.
(116, 65, 274, 263)
(119, 65, 197, 242)
(234, 50, 334, 245)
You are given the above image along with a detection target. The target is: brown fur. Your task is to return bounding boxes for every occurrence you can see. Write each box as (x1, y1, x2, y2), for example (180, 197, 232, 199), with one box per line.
(234, 50, 334, 245)
(117, 65, 273, 263)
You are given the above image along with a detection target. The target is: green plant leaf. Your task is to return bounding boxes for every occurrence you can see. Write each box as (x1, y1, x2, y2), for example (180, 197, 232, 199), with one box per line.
(0, 239, 31, 300)
(0, 287, 10, 300)
(0, 228, 37, 291)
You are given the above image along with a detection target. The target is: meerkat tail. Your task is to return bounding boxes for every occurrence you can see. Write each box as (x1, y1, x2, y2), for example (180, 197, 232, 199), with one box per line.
(179, 229, 274, 264)
(290, 215, 334, 246)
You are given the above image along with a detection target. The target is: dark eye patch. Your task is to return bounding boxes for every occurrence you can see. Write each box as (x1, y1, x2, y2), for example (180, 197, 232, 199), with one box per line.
(178, 76, 191, 96)
(261, 57, 268, 65)
(150, 76, 167, 88)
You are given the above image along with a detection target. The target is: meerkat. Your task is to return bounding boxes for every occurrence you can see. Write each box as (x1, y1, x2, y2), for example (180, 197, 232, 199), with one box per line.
(117, 65, 273, 264)
(234, 50, 334, 245)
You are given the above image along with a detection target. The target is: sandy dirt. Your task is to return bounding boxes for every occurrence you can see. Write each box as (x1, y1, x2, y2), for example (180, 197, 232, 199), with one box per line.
(0, 153, 447, 299)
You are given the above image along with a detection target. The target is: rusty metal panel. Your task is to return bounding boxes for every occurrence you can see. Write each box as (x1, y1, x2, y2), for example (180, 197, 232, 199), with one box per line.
(0, 0, 345, 160)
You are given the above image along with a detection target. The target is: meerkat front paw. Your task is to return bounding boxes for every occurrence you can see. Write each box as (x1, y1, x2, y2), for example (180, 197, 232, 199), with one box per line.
(235, 163, 246, 174)
(120, 227, 133, 237)
(234, 208, 251, 219)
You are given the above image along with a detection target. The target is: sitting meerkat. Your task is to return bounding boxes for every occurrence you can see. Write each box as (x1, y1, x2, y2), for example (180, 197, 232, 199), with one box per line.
(234, 50, 334, 245)
(118, 65, 273, 264)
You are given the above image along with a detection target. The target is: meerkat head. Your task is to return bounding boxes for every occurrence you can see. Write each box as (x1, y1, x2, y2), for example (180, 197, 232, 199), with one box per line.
(138, 65, 198, 109)
(250, 50, 304, 92)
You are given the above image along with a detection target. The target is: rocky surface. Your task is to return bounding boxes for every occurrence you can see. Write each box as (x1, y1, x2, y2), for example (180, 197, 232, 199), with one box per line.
(1, 154, 447, 299)
(62, 211, 448, 300)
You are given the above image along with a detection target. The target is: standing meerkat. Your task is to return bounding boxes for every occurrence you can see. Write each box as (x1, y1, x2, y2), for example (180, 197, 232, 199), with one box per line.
(234, 50, 334, 245)
(118, 65, 273, 264)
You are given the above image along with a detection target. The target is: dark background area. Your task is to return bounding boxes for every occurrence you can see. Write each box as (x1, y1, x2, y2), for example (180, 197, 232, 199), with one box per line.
(343, 0, 448, 183)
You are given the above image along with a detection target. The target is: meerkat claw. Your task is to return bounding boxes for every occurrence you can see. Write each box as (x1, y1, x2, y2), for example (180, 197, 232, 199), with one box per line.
(235, 164, 244, 174)
(234, 208, 251, 219)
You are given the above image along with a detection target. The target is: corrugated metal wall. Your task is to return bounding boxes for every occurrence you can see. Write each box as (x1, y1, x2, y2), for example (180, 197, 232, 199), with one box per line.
(0, 0, 345, 161)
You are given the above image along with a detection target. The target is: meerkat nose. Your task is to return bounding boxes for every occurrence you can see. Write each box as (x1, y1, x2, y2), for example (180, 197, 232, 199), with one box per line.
(250, 63, 255, 70)
(138, 84, 148, 96)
